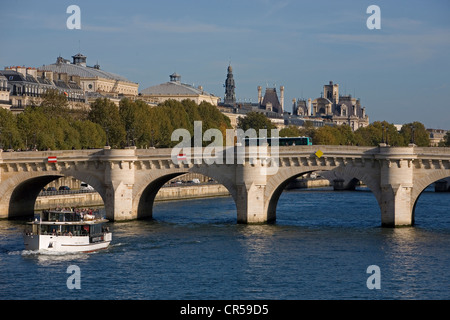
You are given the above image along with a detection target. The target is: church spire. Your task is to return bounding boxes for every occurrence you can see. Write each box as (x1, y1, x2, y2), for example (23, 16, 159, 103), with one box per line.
(224, 64, 236, 105)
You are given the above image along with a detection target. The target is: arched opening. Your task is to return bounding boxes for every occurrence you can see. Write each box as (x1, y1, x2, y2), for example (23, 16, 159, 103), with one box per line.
(8, 175, 62, 219)
(267, 172, 315, 221)
(267, 169, 381, 227)
(137, 173, 186, 219)
(7, 174, 106, 220)
(137, 172, 232, 221)
(412, 177, 450, 228)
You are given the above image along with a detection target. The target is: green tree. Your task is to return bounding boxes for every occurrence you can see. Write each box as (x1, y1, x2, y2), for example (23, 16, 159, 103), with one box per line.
(119, 98, 151, 147)
(88, 98, 126, 147)
(400, 122, 430, 147)
(279, 125, 302, 137)
(336, 124, 356, 145)
(314, 126, 339, 145)
(148, 99, 232, 148)
(0, 108, 21, 149)
(354, 121, 403, 146)
(439, 131, 450, 147)
(72, 120, 106, 149)
(37, 89, 70, 119)
(237, 112, 277, 137)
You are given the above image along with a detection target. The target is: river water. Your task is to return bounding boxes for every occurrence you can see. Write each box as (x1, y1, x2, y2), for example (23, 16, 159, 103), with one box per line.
(0, 187, 449, 301)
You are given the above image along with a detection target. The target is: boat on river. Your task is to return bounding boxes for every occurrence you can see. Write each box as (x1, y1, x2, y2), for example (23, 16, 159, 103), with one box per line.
(24, 208, 112, 253)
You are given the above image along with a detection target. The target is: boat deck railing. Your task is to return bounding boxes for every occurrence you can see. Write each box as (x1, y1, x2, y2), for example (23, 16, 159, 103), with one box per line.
(40, 208, 104, 223)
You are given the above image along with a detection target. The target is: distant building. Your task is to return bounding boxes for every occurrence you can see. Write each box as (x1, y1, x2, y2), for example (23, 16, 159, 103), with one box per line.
(259, 86, 284, 114)
(139, 73, 220, 106)
(219, 64, 317, 129)
(293, 81, 369, 131)
(0, 66, 85, 112)
(0, 74, 11, 109)
(427, 128, 447, 146)
(1, 52, 140, 111)
(224, 65, 236, 105)
(39, 53, 139, 102)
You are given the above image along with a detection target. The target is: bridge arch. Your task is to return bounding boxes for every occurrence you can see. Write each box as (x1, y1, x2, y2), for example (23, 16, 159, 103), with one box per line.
(133, 165, 237, 220)
(411, 169, 450, 225)
(264, 165, 382, 223)
(0, 170, 107, 219)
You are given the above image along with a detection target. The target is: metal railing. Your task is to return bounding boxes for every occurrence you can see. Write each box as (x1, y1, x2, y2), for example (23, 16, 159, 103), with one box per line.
(38, 189, 97, 196)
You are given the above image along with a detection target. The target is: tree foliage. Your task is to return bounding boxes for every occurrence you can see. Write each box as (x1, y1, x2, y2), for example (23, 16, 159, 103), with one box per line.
(237, 112, 277, 137)
(279, 120, 433, 147)
(440, 131, 450, 147)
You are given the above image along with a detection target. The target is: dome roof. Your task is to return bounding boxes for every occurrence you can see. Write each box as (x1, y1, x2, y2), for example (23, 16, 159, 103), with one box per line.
(140, 80, 205, 96)
(140, 73, 217, 97)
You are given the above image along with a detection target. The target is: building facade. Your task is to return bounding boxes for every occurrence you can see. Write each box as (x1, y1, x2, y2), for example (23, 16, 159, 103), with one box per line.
(1, 52, 140, 111)
(0, 75, 11, 109)
(0, 66, 85, 112)
(293, 81, 369, 131)
(39, 53, 139, 101)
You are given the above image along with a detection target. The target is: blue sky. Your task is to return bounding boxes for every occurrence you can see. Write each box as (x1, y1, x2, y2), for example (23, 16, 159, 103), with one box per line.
(1, 0, 449, 129)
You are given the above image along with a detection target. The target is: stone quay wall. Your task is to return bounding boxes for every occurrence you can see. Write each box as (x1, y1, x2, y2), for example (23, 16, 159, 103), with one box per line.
(35, 184, 230, 210)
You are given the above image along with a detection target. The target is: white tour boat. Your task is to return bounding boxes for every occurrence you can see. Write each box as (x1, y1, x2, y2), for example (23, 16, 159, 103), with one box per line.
(24, 208, 112, 253)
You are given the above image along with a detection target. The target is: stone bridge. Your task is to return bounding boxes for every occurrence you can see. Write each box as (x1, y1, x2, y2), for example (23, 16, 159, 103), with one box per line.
(0, 145, 449, 226)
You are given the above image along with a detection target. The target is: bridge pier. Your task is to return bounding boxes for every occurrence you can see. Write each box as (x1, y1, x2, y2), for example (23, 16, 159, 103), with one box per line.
(378, 146, 416, 227)
(235, 160, 272, 224)
(103, 148, 137, 221)
(236, 183, 269, 223)
(380, 185, 414, 227)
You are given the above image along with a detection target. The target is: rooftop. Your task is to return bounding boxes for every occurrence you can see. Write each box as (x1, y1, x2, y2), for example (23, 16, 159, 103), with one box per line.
(39, 54, 136, 84)
(140, 74, 215, 97)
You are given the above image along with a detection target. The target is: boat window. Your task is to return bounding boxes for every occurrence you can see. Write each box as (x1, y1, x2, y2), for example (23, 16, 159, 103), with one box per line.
(40, 225, 59, 235)
(90, 224, 103, 236)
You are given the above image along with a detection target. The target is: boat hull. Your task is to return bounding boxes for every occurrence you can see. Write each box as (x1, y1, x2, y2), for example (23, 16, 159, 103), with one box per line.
(24, 233, 112, 253)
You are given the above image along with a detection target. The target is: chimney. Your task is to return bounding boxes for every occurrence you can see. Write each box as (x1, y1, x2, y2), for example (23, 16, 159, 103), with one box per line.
(257, 86, 262, 104)
(16, 66, 26, 77)
(44, 71, 54, 82)
(26, 67, 37, 78)
(280, 86, 284, 113)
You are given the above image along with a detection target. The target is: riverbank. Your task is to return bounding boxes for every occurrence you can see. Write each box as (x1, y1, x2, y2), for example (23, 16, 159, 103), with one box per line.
(35, 183, 231, 210)
(35, 179, 334, 210)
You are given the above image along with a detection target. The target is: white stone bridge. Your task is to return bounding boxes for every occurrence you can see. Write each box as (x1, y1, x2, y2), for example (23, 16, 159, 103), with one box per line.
(0, 145, 449, 226)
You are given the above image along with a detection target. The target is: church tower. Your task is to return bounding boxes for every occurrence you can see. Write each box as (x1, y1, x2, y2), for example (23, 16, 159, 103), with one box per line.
(224, 64, 236, 105)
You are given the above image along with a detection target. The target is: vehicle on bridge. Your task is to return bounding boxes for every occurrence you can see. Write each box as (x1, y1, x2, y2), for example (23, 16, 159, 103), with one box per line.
(244, 136, 313, 146)
(80, 182, 94, 191)
(23, 208, 112, 253)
